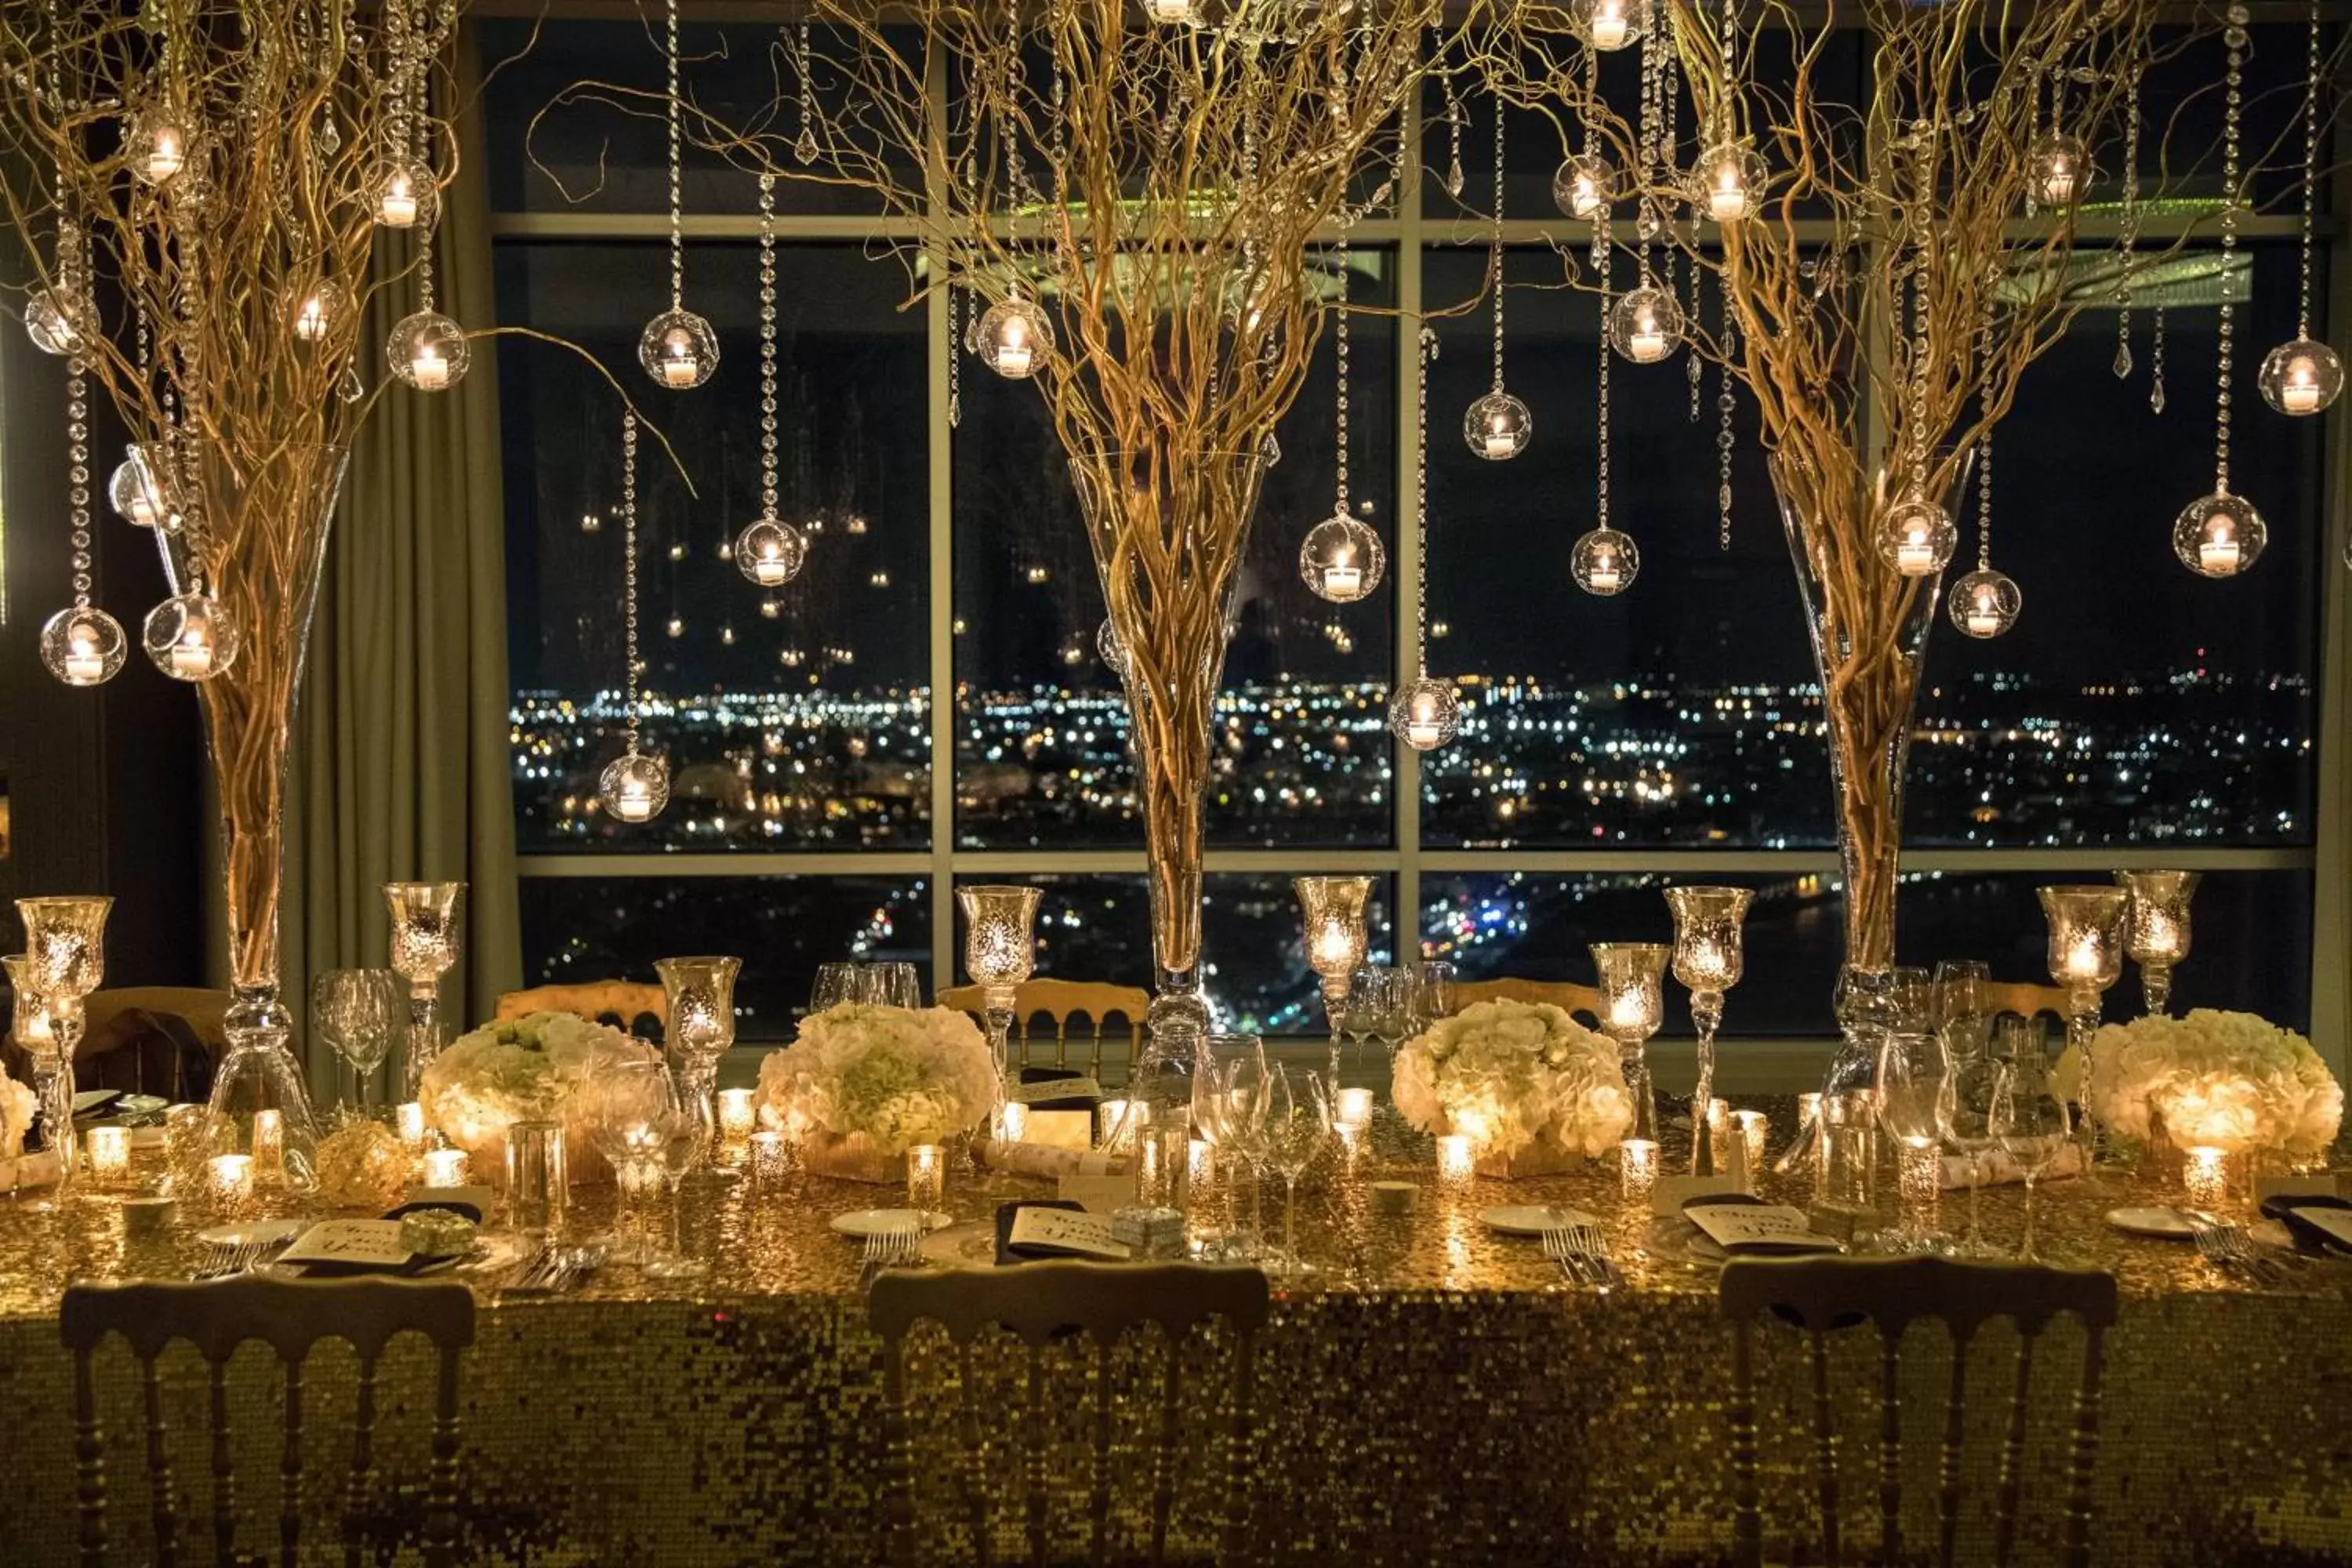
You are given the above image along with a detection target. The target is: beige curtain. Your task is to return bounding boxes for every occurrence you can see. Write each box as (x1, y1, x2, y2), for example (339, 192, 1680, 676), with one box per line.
(283, 31, 521, 1081)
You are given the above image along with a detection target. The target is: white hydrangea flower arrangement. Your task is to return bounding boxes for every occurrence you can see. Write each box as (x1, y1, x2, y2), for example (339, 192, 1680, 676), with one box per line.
(1391, 998, 1635, 1160)
(2085, 1008, 2343, 1159)
(0, 1069, 37, 1162)
(419, 1010, 663, 1160)
(757, 1003, 998, 1156)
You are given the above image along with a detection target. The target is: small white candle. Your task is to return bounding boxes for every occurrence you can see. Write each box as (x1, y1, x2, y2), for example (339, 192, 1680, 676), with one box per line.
(1896, 536, 1936, 575)
(1607, 993, 1650, 1033)
(2065, 932, 2105, 982)
(169, 634, 212, 678)
(86, 1125, 131, 1185)
(409, 347, 449, 391)
(615, 779, 654, 822)
(207, 1153, 255, 1211)
(295, 297, 329, 341)
(1437, 1134, 1475, 1184)
(1483, 429, 1518, 459)
(2041, 165, 2076, 205)
(1590, 6, 1628, 48)
(64, 646, 103, 683)
(718, 1088, 758, 1142)
(661, 352, 700, 388)
(906, 1143, 945, 1210)
(996, 340, 1033, 376)
(1406, 719, 1442, 749)
(2199, 538, 2241, 575)
(1709, 176, 1748, 223)
(1736, 1110, 1768, 1171)
(999, 1102, 1029, 1142)
(753, 554, 789, 586)
(1966, 607, 2002, 637)
(1336, 1087, 1374, 1129)
(250, 1109, 285, 1181)
(379, 185, 419, 227)
(1570, 177, 1602, 220)
(1588, 561, 1621, 593)
(1630, 324, 1667, 361)
(422, 1148, 468, 1188)
(2184, 1145, 2228, 1211)
(2283, 366, 2322, 414)
(1322, 564, 1363, 598)
(396, 1102, 427, 1147)
(146, 127, 187, 182)
(1620, 1138, 1658, 1201)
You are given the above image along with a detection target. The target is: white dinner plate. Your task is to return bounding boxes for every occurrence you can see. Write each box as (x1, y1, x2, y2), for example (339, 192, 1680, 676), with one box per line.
(829, 1208, 954, 1240)
(2105, 1206, 2195, 1240)
(1480, 1205, 1605, 1237)
(918, 1221, 1000, 1268)
(195, 1219, 307, 1248)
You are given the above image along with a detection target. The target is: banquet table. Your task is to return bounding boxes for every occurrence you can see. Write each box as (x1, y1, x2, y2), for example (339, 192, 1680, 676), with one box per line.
(1, 1102, 2348, 1566)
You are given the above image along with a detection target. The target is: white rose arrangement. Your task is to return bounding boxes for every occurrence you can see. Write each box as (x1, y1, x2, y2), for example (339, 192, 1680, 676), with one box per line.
(0, 1069, 36, 1161)
(419, 1011, 664, 1160)
(1391, 998, 1636, 1159)
(2085, 1008, 2343, 1160)
(756, 1003, 997, 1156)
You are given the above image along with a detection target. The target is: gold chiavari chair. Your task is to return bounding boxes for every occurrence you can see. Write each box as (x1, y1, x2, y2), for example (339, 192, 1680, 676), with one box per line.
(1979, 982, 2074, 1024)
(60, 1276, 475, 1568)
(1720, 1256, 2118, 1568)
(494, 980, 668, 1038)
(936, 978, 1151, 1080)
(1450, 976, 1604, 1025)
(870, 1261, 1270, 1568)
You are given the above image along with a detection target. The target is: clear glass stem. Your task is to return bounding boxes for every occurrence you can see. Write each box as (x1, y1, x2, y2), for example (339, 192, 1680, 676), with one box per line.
(2142, 964, 2173, 1018)
(1690, 993, 1722, 1177)
(676, 1060, 720, 1152)
(1283, 1174, 1301, 1272)
(405, 988, 441, 1101)
(32, 1048, 76, 1191)
(2020, 1174, 2039, 1260)
(1966, 1167, 1983, 1250)
(1248, 1166, 1264, 1258)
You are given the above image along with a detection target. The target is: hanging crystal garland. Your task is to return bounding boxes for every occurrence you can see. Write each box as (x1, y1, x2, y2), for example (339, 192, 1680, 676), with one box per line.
(25, 157, 86, 358)
(1877, 128, 1957, 578)
(2176, 16, 2267, 579)
(639, 0, 718, 391)
(1575, 217, 1638, 597)
(370, 0, 434, 228)
(1609, 24, 1682, 365)
(734, 172, 810, 592)
(1690, 4, 1764, 227)
(1392, 325, 1460, 751)
(1951, 285, 2020, 638)
(38, 232, 129, 688)
(978, 11, 1054, 379)
(2261, 0, 2343, 417)
(387, 15, 466, 401)
(1465, 102, 1531, 459)
(600, 411, 672, 823)
(1301, 235, 1385, 604)
(2115, 61, 2143, 379)
(1553, 49, 1617, 222)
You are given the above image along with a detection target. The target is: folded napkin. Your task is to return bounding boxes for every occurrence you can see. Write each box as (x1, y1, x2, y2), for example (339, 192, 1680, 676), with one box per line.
(977, 1139, 1130, 1180)
(1940, 1142, 2085, 1192)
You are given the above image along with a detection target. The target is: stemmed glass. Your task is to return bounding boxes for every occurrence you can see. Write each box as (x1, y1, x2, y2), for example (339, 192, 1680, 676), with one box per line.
(809, 963, 862, 1013)
(2117, 870, 2198, 1017)
(655, 955, 740, 1156)
(1877, 1030, 1954, 1252)
(958, 884, 1040, 1124)
(2037, 884, 2128, 1060)
(1410, 960, 1457, 1031)
(1293, 876, 1372, 1040)
(1990, 1044, 2072, 1261)
(1933, 960, 1991, 1062)
(865, 962, 922, 1009)
(1191, 1034, 1268, 1259)
(16, 896, 114, 1194)
(1368, 969, 1412, 1058)
(1591, 942, 1668, 1154)
(582, 1058, 674, 1267)
(1261, 1064, 1332, 1279)
(383, 881, 464, 1099)
(644, 1069, 710, 1279)
(311, 968, 403, 1116)
(1664, 887, 1752, 1176)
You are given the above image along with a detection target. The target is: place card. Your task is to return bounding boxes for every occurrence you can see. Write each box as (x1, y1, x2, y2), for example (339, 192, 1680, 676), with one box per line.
(278, 1220, 410, 1269)
(1685, 1202, 1844, 1256)
(1005, 1205, 1132, 1261)
(1057, 1174, 1133, 1214)
(1008, 1076, 1105, 1106)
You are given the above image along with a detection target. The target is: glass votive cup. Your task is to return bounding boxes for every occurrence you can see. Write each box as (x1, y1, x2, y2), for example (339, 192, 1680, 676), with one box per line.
(1097, 1099, 1138, 1147)
(1188, 1136, 1215, 1189)
(1336, 1087, 1375, 1129)
(1796, 1092, 1821, 1130)
(1897, 1140, 1941, 1221)
(207, 1153, 255, 1215)
(750, 1130, 790, 1185)
(503, 1120, 568, 1233)
(998, 1102, 1029, 1142)
(717, 1089, 758, 1142)
(251, 1109, 285, 1184)
(1817, 1093, 1876, 1214)
(1735, 1110, 1768, 1171)
(906, 1143, 946, 1211)
(1437, 1134, 1475, 1185)
(1138, 1124, 1189, 1210)
(395, 1102, 428, 1147)
(2183, 1145, 2228, 1210)
(85, 1125, 131, 1189)
(1620, 1138, 1659, 1203)
(421, 1148, 469, 1189)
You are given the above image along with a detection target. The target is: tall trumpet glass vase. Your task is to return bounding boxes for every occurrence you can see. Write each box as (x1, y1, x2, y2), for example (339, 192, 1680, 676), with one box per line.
(1294, 876, 1372, 1071)
(10, 898, 110, 1195)
(958, 884, 1040, 1125)
(2118, 869, 2198, 1018)
(2038, 885, 2128, 1060)
(1665, 887, 1752, 1176)
(143, 443, 348, 1189)
(656, 955, 741, 1153)
(1070, 448, 1268, 1044)
(384, 882, 465, 1099)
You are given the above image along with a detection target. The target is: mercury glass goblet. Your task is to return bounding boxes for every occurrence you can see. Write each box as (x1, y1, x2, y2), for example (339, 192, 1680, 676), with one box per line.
(1664, 887, 1752, 1176)
(1591, 942, 1668, 1143)
(2036, 885, 2128, 1058)
(958, 884, 1041, 1125)
(655, 955, 741, 1156)
(16, 896, 113, 1193)
(383, 881, 465, 1099)
(2116, 870, 2199, 1018)
(5, 954, 64, 1200)
(1293, 876, 1372, 1055)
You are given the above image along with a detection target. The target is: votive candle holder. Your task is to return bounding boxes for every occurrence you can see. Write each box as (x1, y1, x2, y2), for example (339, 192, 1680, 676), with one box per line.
(1189, 1137, 1215, 1189)
(1620, 1138, 1659, 1203)
(1097, 1099, 1141, 1147)
(422, 1148, 468, 1189)
(395, 1102, 428, 1147)
(750, 1131, 789, 1185)
(1437, 1134, 1475, 1185)
(85, 1125, 131, 1188)
(1336, 1087, 1375, 1129)
(907, 1143, 946, 1210)
(251, 1109, 285, 1183)
(2184, 1145, 2228, 1211)
(998, 1102, 1029, 1142)
(717, 1088, 758, 1142)
(1897, 1141, 1942, 1225)
(1735, 1110, 1768, 1171)
(207, 1153, 255, 1214)
(504, 1120, 568, 1234)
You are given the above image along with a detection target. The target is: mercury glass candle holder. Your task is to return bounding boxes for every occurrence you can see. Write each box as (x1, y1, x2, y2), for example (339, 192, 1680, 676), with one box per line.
(1664, 886, 1752, 1177)
(1590, 942, 1669, 1148)
(2037, 884, 2129, 1056)
(1293, 875, 1373, 1034)
(16, 896, 113, 1193)
(958, 884, 1041, 1102)
(655, 955, 742, 1153)
(383, 881, 464, 1098)
(2116, 870, 2199, 1018)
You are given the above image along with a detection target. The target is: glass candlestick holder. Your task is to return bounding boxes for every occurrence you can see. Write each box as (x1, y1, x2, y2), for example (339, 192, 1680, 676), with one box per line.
(1664, 886, 1752, 1176)
(2037, 885, 2128, 1057)
(656, 955, 742, 1157)
(17, 896, 114, 1196)
(1293, 875, 1373, 1051)
(1590, 942, 1669, 1150)
(2116, 869, 2198, 1018)
(958, 884, 1040, 1111)
(383, 881, 464, 1099)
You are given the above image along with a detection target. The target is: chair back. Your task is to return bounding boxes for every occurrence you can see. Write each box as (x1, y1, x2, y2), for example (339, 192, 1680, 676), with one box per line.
(60, 1276, 475, 1568)
(495, 982, 667, 1040)
(870, 1261, 1269, 1568)
(0, 988, 229, 1103)
(936, 978, 1151, 1079)
(1979, 982, 2073, 1022)
(1719, 1257, 2118, 1568)
(1450, 977, 1602, 1025)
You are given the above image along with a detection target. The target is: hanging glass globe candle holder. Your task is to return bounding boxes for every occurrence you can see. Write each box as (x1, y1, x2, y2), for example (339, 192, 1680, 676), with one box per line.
(24, 287, 85, 356)
(128, 107, 192, 184)
(1142, 0, 1197, 22)
(370, 158, 437, 229)
(387, 310, 470, 392)
(1875, 495, 1958, 577)
(38, 607, 127, 688)
(1552, 153, 1617, 221)
(1689, 142, 1769, 224)
(733, 518, 808, 587)
(2027, 132, 2091, 210)
(598, 751, 671, 825)
(1299, 510, 1385, 603)
(1948, 568, 2023, 638)
(2259, 339, 2343, 416)
(1570, 0, 1649, 51)
(107, 456, 163, 528)
(1608, 286, 1684, 365)
(641, 307, 719, 390)
(975, 296, 1054, 379)
(142, 591, 240, 682)
(1571, 527, 1640, 596)
(1464, 391, 1532, 461)
(2172, 491, 2267, 578)
(285, 278, 355, 346)
(1389, 677, 1461, 752)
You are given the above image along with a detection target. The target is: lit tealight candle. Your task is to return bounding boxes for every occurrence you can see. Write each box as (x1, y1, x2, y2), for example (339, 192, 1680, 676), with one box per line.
(1406, 718, 1442, 748)
(2199, 535, 2241, 576)
(1590, 2, 1628, 48)
(1322, 564, 1363, 599)
(995, 331, 1033, 376)
(1437, 1134, 1475, 1185)
(1483, 426, 1518, 460)
(169, 631, 213, 679)
(1896, 534, 1936, 575)
(409, 345, 449, 391)
(717, 1088, 758, 1142)
(2041, 162, 2076, 205)
(86, 1125, 131, 1185)
(396, 1102, 428, 1147)
(2283, 362, 2322, 414)
(1189, 1136, 1215, 1188)
(2064, 932, 2105, 982)
(145, 125, 187, 182)
(1336, 1087, 1375, 1129)
(614, 778, 655, 822)
(1798, 1092, 1821, 1128)
(906, 1143, 945, 1210)
(250, 1109, 285, 1182)
(1620, 1138, 1659, 1201)
(1570, 176, 1603, 220)
(207, 1153, 255, 1212)
(1966, 604, 2002, 637)
(1709, 172, 1748, 223)
(295, 296, 330, 342)
(64, 629, 104, 684)
(662, 350, 700, 388)
(422, 1148, 469, 1189)
(999, 1102, 1029, 1142)
(2184, 1145, 2228, 1211)
(1630, 321, 1667, 361)
(1097, 1099, 1146, 1146)
(379, 178, 419, 227)
(1588, 557, 1621, 593)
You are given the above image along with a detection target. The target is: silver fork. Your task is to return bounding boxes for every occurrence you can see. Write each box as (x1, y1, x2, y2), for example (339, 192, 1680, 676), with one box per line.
(194, 1240, 266, 1280)
(2190, 1218, 2285, 1286)
(1540, 1225, 1592, 1287)
(1563, 1225, 1624, 1294)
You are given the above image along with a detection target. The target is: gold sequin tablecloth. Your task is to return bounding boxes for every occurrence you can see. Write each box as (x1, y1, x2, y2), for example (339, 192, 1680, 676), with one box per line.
(1, 1109, 2349, 1566)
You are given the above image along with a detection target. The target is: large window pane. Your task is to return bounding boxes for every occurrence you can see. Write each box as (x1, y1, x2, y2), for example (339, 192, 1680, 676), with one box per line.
(499, 241, 929, 851)
(953, 250, 1398, 850)
(518, 875, 931, 1043)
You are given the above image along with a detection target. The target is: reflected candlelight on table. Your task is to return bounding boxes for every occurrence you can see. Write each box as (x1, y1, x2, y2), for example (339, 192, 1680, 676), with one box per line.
(207, 1153, 254, 1213)
(422, 1148, 468, 1189)
(717, 1088, 758, 1143)
(85, 1125, 130, 1186)
(396, 1102, 427, 1147)
(1619, 1138, 1658, 1202)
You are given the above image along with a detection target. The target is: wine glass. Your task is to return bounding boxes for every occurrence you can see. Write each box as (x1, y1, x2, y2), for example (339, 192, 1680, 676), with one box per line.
(1877, 1030, 1954, 1251)
(1193, 1034, 1268, 1258)
(1370, 970, 1414, 1058)
(1261, 1065, 1330, 1279)
(1990, 1051, 2072, 1261)
(864, 962, 922, 1009)
(582, 1059, 673, 1265)
(809, 963, 862, 1014)
(310, 968, 403, 1116)
(1410, 961, 1457, 1030)
(643, 1070, 709, 1280)
(1933, 960, 1991, 1062)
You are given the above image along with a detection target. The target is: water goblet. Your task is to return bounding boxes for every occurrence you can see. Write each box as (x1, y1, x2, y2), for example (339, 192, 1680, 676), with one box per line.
(2116, 870, 2199, 1018)
(644, 1069, 710, 1279)
(1990, 1048, 2072, 1262)
(383, 881, 464, 1099)
(809, 962, 862, 1014)
(1367, 968, 1413, 1058)
(1261, 1065, 1331, 1279)
(1933, 960, 1991, 1063)
(1877, 1030, 1954, 1251)
(1410, 960, 1457, 1031)
(582, 1058, 673, 1267)
(311, 968, 403, 1115)
(863, 961, 923, 1009)
(1664, 887, 1752, 1175)
(1190, 1034, 1266, 1258)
